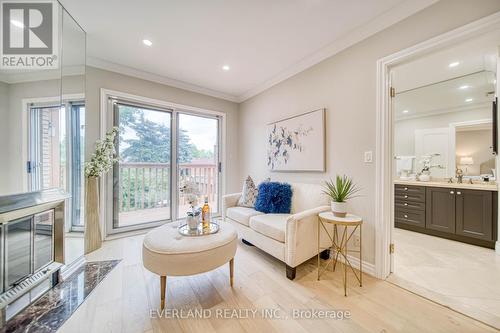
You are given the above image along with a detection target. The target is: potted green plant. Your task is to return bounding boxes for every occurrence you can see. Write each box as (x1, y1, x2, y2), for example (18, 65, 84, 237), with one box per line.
(322, 175, 361, 217)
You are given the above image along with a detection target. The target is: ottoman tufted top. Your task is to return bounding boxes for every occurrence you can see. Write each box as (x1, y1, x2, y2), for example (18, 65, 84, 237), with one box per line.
(143, 222, 237, 255)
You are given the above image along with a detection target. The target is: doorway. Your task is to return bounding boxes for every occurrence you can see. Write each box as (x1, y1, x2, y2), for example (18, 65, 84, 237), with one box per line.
(378, 26, 500, 328)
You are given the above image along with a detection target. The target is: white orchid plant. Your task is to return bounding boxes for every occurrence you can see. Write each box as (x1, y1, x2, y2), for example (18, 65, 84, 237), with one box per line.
(84, 127, 120, 178)
(180, 177, 200, 215)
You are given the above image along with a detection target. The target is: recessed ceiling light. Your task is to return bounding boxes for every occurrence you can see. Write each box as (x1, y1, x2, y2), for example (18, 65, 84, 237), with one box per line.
(142, 39, 153, 46)
(459, 85, 470, 90)
(402, 110, 409, 114)
(465, 98, 473, 102)
(222, 65, 230, 71)
(10, 20, 24, 28)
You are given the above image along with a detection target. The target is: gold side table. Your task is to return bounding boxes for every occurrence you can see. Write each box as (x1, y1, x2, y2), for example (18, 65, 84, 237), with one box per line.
(317, 212, 362, 296)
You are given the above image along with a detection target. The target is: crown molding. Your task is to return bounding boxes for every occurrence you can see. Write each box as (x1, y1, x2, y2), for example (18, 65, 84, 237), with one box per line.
(395, 102, 491, 122)
(0, 65, 84, 84)
(237, 0, 439, 102)
(86, 57, 239, 103)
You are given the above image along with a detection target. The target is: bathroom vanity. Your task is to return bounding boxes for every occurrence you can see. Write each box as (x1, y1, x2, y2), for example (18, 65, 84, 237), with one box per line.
(394, 180, 498, 248)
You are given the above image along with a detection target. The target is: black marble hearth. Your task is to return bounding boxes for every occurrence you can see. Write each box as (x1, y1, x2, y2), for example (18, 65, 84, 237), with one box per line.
(1, 260, 120, 333)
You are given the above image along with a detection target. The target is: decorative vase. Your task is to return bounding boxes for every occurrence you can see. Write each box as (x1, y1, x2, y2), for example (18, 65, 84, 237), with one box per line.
(187, 215, 199, 231)
(84, 176, 102, 254)
(331, 201, 347, 217)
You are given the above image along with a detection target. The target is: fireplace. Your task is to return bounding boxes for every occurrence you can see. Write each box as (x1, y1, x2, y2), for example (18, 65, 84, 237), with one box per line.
(0, 189, 67, 323)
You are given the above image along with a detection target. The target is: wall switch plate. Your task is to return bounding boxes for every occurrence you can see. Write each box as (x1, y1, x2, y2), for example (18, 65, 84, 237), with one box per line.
(364, 151, 373, 163)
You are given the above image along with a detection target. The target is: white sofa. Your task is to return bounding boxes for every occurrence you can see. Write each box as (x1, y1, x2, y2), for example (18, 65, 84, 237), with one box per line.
(222, 182, 330, 280)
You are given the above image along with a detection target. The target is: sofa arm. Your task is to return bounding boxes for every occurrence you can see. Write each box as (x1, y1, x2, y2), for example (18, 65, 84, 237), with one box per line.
(287, 205, 330, 222)
(222, 193, 242, 219)
(285, 205, 330, 267)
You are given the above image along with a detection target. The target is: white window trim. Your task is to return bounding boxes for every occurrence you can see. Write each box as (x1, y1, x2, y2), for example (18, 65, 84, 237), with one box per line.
(99, 88, 227, 239)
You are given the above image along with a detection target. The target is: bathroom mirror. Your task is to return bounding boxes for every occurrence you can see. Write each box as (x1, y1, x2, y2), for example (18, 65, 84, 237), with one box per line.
(393, 70, 496, 180)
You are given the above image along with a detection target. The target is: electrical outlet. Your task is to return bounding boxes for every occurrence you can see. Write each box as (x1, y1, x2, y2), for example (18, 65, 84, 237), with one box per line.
(364, 151, 373, 163)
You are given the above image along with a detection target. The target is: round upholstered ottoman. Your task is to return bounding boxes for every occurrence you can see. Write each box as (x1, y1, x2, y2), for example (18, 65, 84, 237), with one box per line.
(142, 222, 237, 309)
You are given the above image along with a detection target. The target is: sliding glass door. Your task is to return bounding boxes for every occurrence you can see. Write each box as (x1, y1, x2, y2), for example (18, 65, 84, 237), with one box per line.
(113, 102, 172, 230)
(177, 113, 220, 217)
(109, 99, 222, 234)
(28, 101, 85, 231)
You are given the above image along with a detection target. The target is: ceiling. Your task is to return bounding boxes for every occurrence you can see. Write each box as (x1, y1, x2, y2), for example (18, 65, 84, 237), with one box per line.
(59, 0, 437, 102)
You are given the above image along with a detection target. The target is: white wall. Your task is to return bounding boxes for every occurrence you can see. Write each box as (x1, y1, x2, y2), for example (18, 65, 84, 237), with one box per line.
(237, 0, 500, 265)
(85, 66, 240, 193)
(394, 108, 491, 156)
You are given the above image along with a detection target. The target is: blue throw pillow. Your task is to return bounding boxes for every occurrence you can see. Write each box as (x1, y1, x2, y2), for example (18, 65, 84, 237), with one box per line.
(255, 182, 293, 214)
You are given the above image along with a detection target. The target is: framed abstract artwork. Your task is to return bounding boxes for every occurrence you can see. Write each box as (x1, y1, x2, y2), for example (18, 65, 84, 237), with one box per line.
(267, 108, 325, 172)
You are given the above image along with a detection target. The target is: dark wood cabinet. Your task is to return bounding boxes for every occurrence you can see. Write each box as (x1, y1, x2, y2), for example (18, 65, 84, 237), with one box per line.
(425, 187, 456, 234)
(455, 189, 492, 241)
(395, 184, 497, 248)
(394, 185, 426, 230)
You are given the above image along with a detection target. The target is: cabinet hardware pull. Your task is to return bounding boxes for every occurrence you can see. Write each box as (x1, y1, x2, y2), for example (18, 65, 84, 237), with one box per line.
(404, 195, 408, 198)
(404, 214, 408, 218)
(404, 187, 408, 191)
(404, 203, 408, 206)
(450, 191, 454, 194)
(457, 191, 461, 195)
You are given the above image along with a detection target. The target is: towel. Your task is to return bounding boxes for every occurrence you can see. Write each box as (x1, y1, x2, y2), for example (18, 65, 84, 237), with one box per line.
(396, 156, 415, 174)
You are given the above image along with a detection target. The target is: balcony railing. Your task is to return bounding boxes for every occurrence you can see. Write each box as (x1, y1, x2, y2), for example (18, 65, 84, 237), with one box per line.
(118, 162, 218, 214)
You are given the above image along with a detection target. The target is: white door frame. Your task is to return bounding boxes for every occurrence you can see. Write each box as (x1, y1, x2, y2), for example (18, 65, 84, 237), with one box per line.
(99, 88, 227, 239)
(375, 11, 500, 279)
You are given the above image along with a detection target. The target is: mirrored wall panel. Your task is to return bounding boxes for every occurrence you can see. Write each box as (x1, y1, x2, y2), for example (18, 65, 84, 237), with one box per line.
(0, 1, 86, 266)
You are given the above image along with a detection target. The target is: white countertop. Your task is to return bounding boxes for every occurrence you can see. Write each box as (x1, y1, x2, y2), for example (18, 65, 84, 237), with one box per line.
(394, 179, 498, 191)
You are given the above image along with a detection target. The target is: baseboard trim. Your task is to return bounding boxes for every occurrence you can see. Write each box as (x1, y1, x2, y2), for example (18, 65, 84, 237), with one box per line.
(329, 253, 376, 277)
(59, 256, 86, 281)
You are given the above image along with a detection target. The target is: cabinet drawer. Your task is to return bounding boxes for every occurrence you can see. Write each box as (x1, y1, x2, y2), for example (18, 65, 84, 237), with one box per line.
(394, 191, 425, 203)
(395, 200, 425, 211)
(395, 184, 425, 196)
(395, 209, 425, 228)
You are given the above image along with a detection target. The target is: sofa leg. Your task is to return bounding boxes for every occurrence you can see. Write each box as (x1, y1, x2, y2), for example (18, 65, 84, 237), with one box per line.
(242, 239, 254, 246)
(320, 249, 330, 260)
(286, 265, 296, 280)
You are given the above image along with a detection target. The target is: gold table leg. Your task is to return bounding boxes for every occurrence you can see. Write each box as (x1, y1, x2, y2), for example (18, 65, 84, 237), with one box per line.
(160, 275, 166, 310)
(229, 258, 234, 287)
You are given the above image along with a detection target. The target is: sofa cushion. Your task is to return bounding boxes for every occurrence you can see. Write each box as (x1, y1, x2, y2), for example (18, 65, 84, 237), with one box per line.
(255, 182, 293, 214)
(226, 206, 264, 226)
(249, 214, 289, 243)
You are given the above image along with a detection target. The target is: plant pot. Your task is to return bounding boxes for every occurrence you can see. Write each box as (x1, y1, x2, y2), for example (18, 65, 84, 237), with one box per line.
(331, 201, 347, 217)
(84, 176, 102, 254)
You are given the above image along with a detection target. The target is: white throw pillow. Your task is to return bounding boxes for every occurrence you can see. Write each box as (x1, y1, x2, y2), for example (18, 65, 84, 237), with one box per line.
(238, 176, 258, 207)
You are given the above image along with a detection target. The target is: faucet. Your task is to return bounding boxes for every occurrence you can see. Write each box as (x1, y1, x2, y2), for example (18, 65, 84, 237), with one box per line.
(456, 168, 463, 184)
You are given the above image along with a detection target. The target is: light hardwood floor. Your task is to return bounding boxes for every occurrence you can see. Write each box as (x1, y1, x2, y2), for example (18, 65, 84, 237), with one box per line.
(59, 232, 498, 333)
(388, 228, 500, 329)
